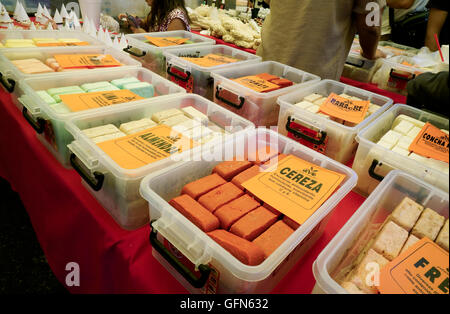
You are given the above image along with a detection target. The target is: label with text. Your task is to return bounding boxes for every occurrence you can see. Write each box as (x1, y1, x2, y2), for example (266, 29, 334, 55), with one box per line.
(145, 36, 189, 47)
(54, 54, 123, 69)
(182, 54, 240, 68)
(319, 93, 369, 124)
(232, 75, 280, 93)
(60, 90, 144, 112)
(409, 123, 449, 163)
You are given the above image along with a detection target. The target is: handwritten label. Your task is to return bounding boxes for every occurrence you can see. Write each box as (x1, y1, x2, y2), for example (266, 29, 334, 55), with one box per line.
(409, 123, 449, 163)
(319, 93, 369, 124)
(182, 54, 240, 68)
(379, 238, 449, 294)
(60, 90, 144, 112)
(242, 155, 346, 225)
(97, 125, 197, 170)
(54, 54, 123, 69)
(145, 36, 189, 47)
(233, 75, 281, 93)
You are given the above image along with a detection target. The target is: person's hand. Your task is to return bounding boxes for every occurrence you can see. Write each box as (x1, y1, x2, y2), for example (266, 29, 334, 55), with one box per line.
(361, 48, 386, 60)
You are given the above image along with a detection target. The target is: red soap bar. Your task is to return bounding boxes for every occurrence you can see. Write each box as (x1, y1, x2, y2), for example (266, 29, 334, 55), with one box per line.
(253, 221, 295, 258)
(169, 194, 220, 232)
(271, 78, 293, 88)
(198, 182, 244, 213)
(256, 73, 280, 82)
(247, 146, 279, 165)
(213, 161, 253, 181)
(230, 207, 278, 241)
(282, 216, 301, 230)
(207, 229, 265, 266)
(182, 173, 227, 200)
(214, 194, 260, 230)
(231, 165, 263, 190)
(263, 203, 282, 217)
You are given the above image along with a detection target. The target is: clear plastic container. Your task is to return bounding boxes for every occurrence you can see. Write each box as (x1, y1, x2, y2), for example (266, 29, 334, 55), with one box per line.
(139, 128, 358, 294)
(65, 94, 255, 230)
(0, 30, 104, 48)
(210, 61, 320, 127)
(125, 30, 216, 77)
(312, 170, 449, 294)
(277, 80, 393, 165)
(353, 104, 449, 197)
(17, 67, 186, 166)
(163, 45, 261, 100)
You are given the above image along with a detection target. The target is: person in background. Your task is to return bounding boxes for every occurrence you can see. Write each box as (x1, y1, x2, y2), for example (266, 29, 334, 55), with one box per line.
(120, 0, 191, 33)
(257, 0, 385, 81)
(425, 0, 449, 50)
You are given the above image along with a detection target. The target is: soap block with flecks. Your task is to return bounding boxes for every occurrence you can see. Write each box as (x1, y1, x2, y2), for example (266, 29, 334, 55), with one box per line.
(181, 106, 209, 124)
(412, 208, 445, 241)
(119, 118, 157, 135)
(92, 132, 127, 144)
(82, 124, 121, 139)
(151, 108, 184, 123)
(371, 221, 408, 260)
(390, 197, 424, 232)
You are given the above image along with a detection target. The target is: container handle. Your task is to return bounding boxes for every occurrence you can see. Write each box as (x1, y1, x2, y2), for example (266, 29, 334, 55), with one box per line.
(215, 86, 245, 109)
(166, 65, 191, 82)
(70, 153, 104, 192)
(389, 69, 415, 81)
(22, 106, 45, 134)
(150, 220, 211, 289)
(0, 72, 15, 93)
(123, 46, 146, 57)
(346, 59, 365, 68)
(286, 116, 327, 145)
(368, 159, 385, 182)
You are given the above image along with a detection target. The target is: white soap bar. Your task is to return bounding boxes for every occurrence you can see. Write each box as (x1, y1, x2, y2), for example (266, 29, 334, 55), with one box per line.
(313, 97, 327, 106)
(306, 104, 320, 114)
(294, 101, 314, 110)
(185, 126, 213, 141)
(92, 132, 126, 144)
(377, 140, 395, 150)
(396, 136, 413, 150)
(441, 129, 449, 135)
(407, 126, 422, 139)
(368, 104, 381, 115)
(172, 119, 201, 133)
(350, 96, 362, 101)
(151, 108, 184, 123)
(317, 113, 331, 120)
(181, 106, 209, 124)
(393, 115, 425, 129)
(126, 125, 157, 135)
(304, 93, 323, 103)
(392, 146, 410, 157)
(380, 130, 403, 145)
(120, 118, 156, 134)
(339, 93, 351, 99)
(160, 114, 191, 127)
(83, 124, 120, 139)
(393, 120, 414, 136)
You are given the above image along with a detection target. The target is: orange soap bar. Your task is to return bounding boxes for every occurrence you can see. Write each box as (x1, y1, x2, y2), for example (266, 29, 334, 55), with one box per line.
(247, 146, 279, 165)
(283, 216, 301, 230)
(256, 73, 279, 82)
(214, 194, 260, 230)
(231, 165, 263, 190)
(230, 207, 278, 241)
(169, 194, 220, 232)
(263, 203, 282, 217)
(271, 78, 293, 88)
(208, 229, 265, 266)
(182, 173, 227, 200)
(253, 221, 294, 258)
(213, 161, 253, 181)
(198, 182, 244, 213)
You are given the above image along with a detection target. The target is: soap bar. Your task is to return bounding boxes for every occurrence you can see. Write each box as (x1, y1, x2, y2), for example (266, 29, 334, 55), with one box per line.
(256, 73, 279, 82)
(119, 118, 156, 135)
(81, 81, 115, 92)
(160, 114, 191, 127)
(393, 120, 414, 136)
(50, 103, 71, 114)
(82, 124, 120, 139)
(390, 197, 424, 232)
(12, 59, 54, 74)
(371, 221, 408, 260)
(247, 146, 279, 165)
(213, 161, 253, 181)
(230, 206, 278, 241)
(412, 208, 445, 241)
(36, 91, 56, 105)
(47, 86, 85, 96)
(172, 119, 202, 133)
(110, 77, 141, 89)
(198, 182, 244, 213)
(214, 195, 260, 230)
(341, 281, 365, 294)
(253, 220, 294, 259)
(231, 165, 262, 190)
(92, 132, 126, 144)
(123, 82, 155, 98)
(304, 93, 323, 103)
(51, 87, 86, 103)
(181, 106, 209, 124)
(271, 78, 293, 88)
(88, 86, 121, 93)
(182, 173, 227, 200)
(184, 126, 213, 141)
(435, 219, 449, 251)
(348, 249, 389, 294)
(399, 234, 420, 255)
(294, 101, 314, 110)
(151, 108, 184, 123)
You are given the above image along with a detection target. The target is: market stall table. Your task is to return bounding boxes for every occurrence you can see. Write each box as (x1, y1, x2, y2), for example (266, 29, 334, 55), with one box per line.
(0, 88, 365, 294)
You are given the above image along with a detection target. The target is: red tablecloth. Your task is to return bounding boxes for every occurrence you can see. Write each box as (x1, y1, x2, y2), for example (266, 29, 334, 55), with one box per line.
(0, 88, 367, 294)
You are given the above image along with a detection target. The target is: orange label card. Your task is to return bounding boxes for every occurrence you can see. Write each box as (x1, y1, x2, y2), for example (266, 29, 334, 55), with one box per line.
(233, 75, 281, 93)
(409, 123, 449, 163)
(60, 90, 145, 112)
(379, 238, 449, 294)
(35, 41, 90, 47)
(242, 155, 346, 225)
(97, 125, 197, 170)
(145, 36, 189, 47)
(64, 41, 90, 46)
(182, 54, 240, 67)
(319, 93, 370, 124)
(54, 54, 122, 69)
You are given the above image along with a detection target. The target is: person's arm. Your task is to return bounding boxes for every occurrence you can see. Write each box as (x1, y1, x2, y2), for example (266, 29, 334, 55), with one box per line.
(386, 0, 415, 9)
(167, 18, 188, 31)
(355, 13, 383, 60)
(425, 8, 448, 51)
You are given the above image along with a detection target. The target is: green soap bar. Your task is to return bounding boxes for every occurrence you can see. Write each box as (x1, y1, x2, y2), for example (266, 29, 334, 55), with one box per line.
(47, 86, 84, 96)
(36, 90, 56, 105)
(52, 88, 86, 103)
(88, 86, 121, 93)
(123, 82, 154, 98)
(50, 103, 71, 114)
(185, 40, 194, 45)
(110, 77, 141, 89)
(81, 81, 114, 92)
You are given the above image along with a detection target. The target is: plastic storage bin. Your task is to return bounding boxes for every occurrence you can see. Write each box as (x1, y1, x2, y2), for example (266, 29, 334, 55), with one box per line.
(139, 128, 358, 294)
(211, 61, 320, 127)
(353, 104, 449, 197)
(277, 80, 393, 165)
(66, 94, 254, 230)
(312, 170, 449, 294)
(125, 30, 216, 77)
(163, 45, 261, 100)
(0, 45, 142, 95)
(17, 67, 186, 166)
(0, 30, 104, 48)
(342, 46, 381, 83)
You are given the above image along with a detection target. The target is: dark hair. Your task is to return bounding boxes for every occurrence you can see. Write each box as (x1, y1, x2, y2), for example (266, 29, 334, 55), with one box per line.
(147, 0, 190, 31)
